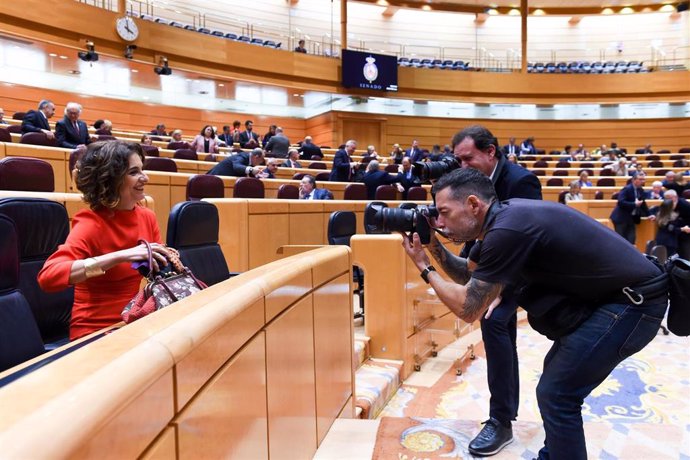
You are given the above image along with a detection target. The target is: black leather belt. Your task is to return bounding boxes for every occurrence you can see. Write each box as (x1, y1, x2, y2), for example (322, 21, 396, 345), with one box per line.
(608, 272, 668, 306)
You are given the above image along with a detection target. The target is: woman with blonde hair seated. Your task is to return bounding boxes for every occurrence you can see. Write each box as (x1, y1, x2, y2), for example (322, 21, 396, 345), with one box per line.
(39, 141, 171, 340)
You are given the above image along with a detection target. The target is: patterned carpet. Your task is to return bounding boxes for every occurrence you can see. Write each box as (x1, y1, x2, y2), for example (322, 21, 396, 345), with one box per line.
(375, 321, 690, 459)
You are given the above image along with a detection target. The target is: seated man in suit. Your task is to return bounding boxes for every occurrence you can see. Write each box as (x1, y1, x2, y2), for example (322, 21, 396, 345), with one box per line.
(207, 148, 265, 177)
(256, 158, 279, 179)
(406, 139, 425, 163)
(55, 102, 93, 152)
(299, 135, 323, 160)
(299, 175, 332, 200)
(501, 137, 519, 156)
(398, 157, 421, 198)
(520, 136, 537, 156)
(150, 123, 167, 136)
(264, 127, 290, 158)
(281, 149, 302, 169)
(294, 39, 307, 53)
(360, 160, 402, 200)
(21, 99, 56, 140)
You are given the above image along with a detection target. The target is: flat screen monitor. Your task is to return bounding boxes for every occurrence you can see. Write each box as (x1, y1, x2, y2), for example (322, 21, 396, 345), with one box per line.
(341, 49, 398, 92)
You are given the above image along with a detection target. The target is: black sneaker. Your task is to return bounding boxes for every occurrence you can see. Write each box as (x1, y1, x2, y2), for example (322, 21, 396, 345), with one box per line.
(468, 417, 514, 457)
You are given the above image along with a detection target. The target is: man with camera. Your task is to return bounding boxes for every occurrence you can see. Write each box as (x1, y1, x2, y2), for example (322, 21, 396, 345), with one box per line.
(420, 126, 541, 456)
(401, 168, 667, 460)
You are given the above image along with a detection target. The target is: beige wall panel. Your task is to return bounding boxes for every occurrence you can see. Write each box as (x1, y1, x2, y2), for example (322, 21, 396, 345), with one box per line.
(249, 213, 290, 269)
(289, 204, 327, 245)
(177, 333, 269, 460)
(74, 370, 175, 459)
(207, 199, 249, 272)
(266, 295, 318, 460)
(175, 298, 265, 409)
(313, 274, 355, 443)
(140, 426, 177, 460)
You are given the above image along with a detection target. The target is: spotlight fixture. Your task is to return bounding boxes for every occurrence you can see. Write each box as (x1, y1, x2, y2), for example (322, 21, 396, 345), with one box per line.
(77, 41, 99, 63)
(124, 44, 137, 60)
(154, 56, 172, 76)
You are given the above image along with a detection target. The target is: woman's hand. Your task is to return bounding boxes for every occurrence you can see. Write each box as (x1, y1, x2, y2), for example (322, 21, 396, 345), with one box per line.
(116, 242, 171, 273)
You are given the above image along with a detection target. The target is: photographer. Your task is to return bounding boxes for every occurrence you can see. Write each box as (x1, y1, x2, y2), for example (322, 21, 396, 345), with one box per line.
(402, 168, 667, 460)
(424, 125, 541, 456)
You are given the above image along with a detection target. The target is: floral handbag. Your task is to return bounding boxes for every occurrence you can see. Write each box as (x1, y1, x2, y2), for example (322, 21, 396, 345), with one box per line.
(121, 240, 207, 324)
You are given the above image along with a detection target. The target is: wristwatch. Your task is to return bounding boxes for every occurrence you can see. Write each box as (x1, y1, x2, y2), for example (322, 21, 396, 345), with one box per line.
(420, 265, 436, 284)
(83, 257, 105, 279)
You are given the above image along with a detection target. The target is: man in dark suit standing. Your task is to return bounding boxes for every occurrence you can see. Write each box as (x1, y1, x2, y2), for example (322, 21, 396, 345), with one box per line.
(501, 137, 518, 156)
(264, 127, 290, 158)
(55, 102, 93, 151)
(427, 125, 542, 457)
(405, 139, 424, 163)
(207, 148, 265, 177)
(610, 171, 648, 244)
(21, 99, 56, 140)
(329, 139, 357, 182)
(360, 161, 402, 200)
(299, 135, 323, 160)
(239, 120, 259, 148)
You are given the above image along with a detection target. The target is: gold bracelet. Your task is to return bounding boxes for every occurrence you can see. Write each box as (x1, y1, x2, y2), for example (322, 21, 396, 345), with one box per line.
(83, 257, 105, 279)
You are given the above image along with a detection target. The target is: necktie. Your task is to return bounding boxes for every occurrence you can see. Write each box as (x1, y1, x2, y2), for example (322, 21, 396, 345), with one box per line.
(74, 122, 79, 135)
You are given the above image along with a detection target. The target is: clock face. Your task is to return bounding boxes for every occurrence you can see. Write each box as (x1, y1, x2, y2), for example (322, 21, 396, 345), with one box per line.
(116, 17, 139, 42)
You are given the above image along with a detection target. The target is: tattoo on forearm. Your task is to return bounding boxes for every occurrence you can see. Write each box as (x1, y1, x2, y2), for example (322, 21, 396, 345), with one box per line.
(428, 237, 470, 284)
(463, 279, 502, 323)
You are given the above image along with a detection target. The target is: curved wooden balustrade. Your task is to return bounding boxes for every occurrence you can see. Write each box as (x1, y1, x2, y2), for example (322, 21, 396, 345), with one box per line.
(0, 246, 354, 459)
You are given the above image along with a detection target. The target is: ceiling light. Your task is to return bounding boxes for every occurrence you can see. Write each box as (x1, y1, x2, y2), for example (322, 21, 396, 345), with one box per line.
(508, 8, 520, 15)
(620, 7, 634, 14)
(131, 69, 138, 73)
(486, 8, 498, 15)
(49, 53, 57, 57)
(376, 0, 389, 5)
(422, 5, 431, 10)
(59, 55, 68, 59)
(602, 8, 614, 14)
(659, 4, 675, 11)
(218, 83, 224, 87)
(532, 9, 545, 15)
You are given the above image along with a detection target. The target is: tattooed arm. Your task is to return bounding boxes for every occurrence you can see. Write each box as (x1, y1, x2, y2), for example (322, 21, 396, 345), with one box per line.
(427, 233, 471, 284)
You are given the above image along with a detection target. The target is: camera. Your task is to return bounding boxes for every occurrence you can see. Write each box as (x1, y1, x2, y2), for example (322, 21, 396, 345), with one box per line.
(77, 50, 99, 62)
(412, 156, 460, 182)
(364, 202, 438, 244)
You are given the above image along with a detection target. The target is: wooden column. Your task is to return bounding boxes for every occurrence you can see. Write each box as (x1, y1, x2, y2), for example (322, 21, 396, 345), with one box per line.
(521, 0, 528, 73)
(118, 0, 126, 14)
(340, 0, 347, 52)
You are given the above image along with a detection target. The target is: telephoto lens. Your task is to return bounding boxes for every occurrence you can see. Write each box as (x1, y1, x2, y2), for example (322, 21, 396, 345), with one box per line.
(363, 202, 439, 244)
(412, 156, 460, 182)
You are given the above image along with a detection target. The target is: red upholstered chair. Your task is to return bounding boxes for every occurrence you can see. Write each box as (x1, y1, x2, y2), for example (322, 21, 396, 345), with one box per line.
(173, 149, 198, 161)
(535, 149, 546, 155)
(647, 160, 663, 168)
(204, 154, 219, 162)
(578, 169, 594, 176)
(315, 172, 330, 181)
(308, 162, 327, 170)
(553, 170, 569, 176)
(678, 147, 690, 153)
(407, 186, 428, 201)
(673, 159, 688, 168)
(186, 174, 224, 201)
(385, 164, 399, 173)
(546, 178, 563, 187)
(645, 154, 660, 161)
(277, 184, 299, 199)
(141, 144, 159, 157)
(556, 160, 570, 168)
(6, 124, 22, 134)
(521, 155, 536, 161)
(655, 169, 670, 177)
(292, 172, 306, 180)
(670, 154, 686, 161)
(167, 141, 191, 150)
(596, 178, 615, 187)
(343, 183, 367, 200)
(0, 127, 11, 142)
(683, 190, 690, 200)
(594, 191, 604, 199)
(0, 157, 55, 192)
(144, 157, 177, 172)
(20, 132, 57, 147)
(310, 154, 323, 160)
(12, 112, 26, 120)
(234, 177, 265, 198)
(558, 190, 568, 204)
(375, 185, 397, 200)
(657, 149, 670, 154)
(149, 136, 163, 142)
(580, 163, 594, 169)
(97, 135, 116, 141)
(611, 192, 620, 199)
(531, 169, 546, 176)
(533, 160, 548, 168)
(599, 168, 615, 176)
(540, 156, 553, 162)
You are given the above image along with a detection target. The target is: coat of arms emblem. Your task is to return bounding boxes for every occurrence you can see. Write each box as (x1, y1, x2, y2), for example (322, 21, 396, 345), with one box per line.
(363, 56, 379, 83)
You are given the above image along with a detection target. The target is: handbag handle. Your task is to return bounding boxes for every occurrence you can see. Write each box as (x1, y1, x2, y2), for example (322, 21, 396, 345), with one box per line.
(136, 239, 155, 278)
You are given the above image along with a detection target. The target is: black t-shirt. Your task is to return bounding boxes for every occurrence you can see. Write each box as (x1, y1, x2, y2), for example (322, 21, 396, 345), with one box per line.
(472, 199, 660, 301)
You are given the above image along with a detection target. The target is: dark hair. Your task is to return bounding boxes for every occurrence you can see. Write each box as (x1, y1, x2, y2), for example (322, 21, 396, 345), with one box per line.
(200, 125, 215, 136)
(245, 120, 253, 128)
(303, 174, 316, 187)
(222, 125, 230, 131)
(93, 119, 104, 129)
(76, 141, 145, 210)
(451, 125, 501, 158)
(233, 120, 241, 128)
(432, 168, 497, 203)
(38, 100, 53, 110)
(565, 145, 572, 151)
(657, 199, 675, 228)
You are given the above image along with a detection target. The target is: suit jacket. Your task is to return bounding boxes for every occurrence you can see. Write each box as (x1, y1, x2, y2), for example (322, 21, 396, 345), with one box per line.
(265, 134, 290, 158)
(207, 152, 254, 177)
(190, 135, 220, 153)
(301, 188, 332, 200)
(406, 148, 424, 163)
(299, 142, 323, 160)
(329, 148, 352, 182)
(280, 159, 302, 169)
(492, 155, 543, 202)
(55, 118, 91, 149)
(217, 132, 234, 145)
(397, 169, 421, 197)
(239, 130, 259, 148)
(610, 183, 648, 225)
(501, 144, 519, 156)
(21, 110, 51, 134)
(361, 170, 402, 200)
